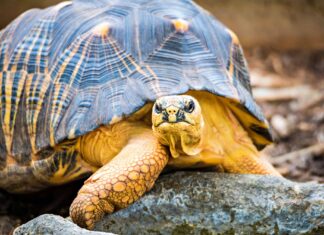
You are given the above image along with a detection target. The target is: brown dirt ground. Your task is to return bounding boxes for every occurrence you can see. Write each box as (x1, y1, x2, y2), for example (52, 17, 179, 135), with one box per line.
(246, 49, 324, 183)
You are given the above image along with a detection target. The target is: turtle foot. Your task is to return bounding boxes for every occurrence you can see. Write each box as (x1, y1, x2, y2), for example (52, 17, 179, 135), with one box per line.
(70, 191, 114, 229)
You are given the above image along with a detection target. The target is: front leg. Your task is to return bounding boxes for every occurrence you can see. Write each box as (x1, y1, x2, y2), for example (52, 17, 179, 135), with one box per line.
(70, 131, 169, 229)
(223, 148, 281, 176)
(167, 149, 225, 169)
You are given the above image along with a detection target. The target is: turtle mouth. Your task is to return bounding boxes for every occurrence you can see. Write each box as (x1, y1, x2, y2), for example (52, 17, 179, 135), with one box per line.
(154, 111, 195, 127)
(154, 120, 193, 127)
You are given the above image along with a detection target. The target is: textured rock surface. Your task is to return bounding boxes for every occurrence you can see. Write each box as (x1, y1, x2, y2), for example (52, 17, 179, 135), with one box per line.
(96, 172, 324, 234)
(15, 172, 324, 235)
(14, 214, 115, 235)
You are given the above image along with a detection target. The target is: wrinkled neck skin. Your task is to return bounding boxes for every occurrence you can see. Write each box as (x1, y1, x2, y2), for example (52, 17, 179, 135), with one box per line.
(153, 116, 205, 159)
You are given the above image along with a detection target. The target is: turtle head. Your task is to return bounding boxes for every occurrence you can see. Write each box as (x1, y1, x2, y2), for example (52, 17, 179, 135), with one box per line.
(152, 95, 204, 158)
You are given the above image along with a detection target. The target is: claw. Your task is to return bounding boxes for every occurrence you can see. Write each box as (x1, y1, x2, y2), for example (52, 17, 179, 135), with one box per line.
(70, 193, 113, 229)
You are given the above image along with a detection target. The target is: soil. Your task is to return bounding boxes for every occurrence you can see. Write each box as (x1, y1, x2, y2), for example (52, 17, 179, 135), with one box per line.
(0, 50, 323, 234)
(246, 49, 324, 183)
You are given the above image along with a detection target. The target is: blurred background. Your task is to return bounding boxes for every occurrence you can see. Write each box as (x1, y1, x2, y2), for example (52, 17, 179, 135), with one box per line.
(1, 0, 324, 50)
(0, 0, 323, 233)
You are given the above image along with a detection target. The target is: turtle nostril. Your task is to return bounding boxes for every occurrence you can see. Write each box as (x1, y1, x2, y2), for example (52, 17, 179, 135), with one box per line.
(168, 110, 175, 114)
(166, 106, 178, 115)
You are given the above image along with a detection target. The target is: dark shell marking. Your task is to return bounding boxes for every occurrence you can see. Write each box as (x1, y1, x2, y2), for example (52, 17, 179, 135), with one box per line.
(0, 147, 93, 192)
(0, 0, 272, 190)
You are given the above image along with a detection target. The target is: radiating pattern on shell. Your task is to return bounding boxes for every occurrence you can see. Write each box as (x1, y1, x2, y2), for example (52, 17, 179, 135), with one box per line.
(0, 0, 271, 167)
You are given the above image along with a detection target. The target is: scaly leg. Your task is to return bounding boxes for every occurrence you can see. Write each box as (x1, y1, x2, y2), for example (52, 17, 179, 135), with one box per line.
(70, 130, 169, 229)
(220, 116, 281, 176)
(198, 93, 281, 176)
(222, 146, 281, 176)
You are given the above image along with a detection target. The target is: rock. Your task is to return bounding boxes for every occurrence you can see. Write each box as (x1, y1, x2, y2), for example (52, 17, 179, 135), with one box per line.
(271, 114, 291, 138)
(15, 172, 324, 235)
(96, 172, 324, 234)
(14, 214, 115, 235)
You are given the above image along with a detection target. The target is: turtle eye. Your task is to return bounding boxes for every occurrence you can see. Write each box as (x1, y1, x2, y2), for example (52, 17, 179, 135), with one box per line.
(154, 103, 162, 114)
(184, 100, 195, 113)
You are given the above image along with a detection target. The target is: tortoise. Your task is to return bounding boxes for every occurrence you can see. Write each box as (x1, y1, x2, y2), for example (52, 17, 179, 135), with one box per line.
(0, 0, 280, 229)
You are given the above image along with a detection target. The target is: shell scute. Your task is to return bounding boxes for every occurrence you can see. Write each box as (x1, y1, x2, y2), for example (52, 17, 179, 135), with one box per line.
(0, 0, 271, 167)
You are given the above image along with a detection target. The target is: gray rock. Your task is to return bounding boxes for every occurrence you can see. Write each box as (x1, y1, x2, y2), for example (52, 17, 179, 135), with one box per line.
(95, 172, 324, 235)
(15, 172, 324, 235)
(14, 214, 115, 235)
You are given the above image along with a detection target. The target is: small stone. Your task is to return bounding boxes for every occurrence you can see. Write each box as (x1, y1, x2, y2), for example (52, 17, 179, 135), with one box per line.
(271, 114, 291, 138)
(13, 214, 114, 235)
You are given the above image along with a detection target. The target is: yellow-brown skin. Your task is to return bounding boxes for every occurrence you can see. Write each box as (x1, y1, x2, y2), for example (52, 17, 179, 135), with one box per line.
(69, 92, 280, 229)
(70, 125, 168, 229)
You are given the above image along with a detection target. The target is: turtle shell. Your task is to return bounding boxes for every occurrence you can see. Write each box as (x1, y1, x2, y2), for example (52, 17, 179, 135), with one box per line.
(0, 0, 272, 166)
